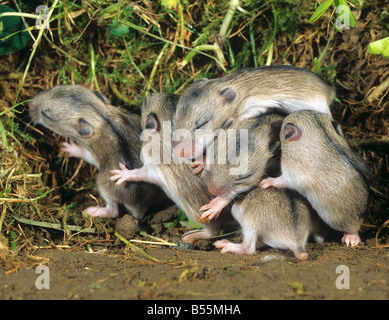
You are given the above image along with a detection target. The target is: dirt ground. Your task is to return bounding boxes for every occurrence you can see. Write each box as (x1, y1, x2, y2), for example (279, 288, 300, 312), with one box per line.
(1, 233, 388, 300)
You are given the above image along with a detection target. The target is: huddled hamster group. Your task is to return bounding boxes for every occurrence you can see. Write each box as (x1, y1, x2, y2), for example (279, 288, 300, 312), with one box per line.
(29, 65, 370, 261)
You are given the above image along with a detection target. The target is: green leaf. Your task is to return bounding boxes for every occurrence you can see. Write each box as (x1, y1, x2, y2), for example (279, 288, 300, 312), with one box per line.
(334, 0, 356, 28)
(0, 4, 29, 55)
(308, 0, 334, 23)
(368, 37, 389, 58)
(109, 18, 129, 37)
(177, 208, 188, 222)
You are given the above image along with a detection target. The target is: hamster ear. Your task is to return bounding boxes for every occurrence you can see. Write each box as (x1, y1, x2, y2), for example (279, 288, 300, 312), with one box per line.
(76, 119, 93, 137)
(331, 120, 344, 137)
(145, 113, 160, 133)
(283, 123, 301, 142)
(219, 87, 238, 105)
(93, 91, 110, 104)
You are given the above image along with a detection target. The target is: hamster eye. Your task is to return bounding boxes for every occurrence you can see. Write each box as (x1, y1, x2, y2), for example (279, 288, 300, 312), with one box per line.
(77, 119, 93, 137)
(41, 109, 57, 122)
(145, 113, 159, 132)
(195, 119, 209, 130)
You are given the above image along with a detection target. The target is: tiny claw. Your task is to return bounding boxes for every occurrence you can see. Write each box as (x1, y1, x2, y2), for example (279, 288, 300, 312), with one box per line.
(191, 163, 205, 175)
(197, 215, 209, 224)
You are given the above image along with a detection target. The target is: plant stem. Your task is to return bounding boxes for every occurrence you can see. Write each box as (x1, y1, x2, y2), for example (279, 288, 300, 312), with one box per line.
(266, 42, 274, 66)
(146, 42, 169, 95)
(89, 42, 99, 90)
(366, 76, 389, 103)
(114, 231, 161, 263)
(249, 20, 258, 68)
(13, 0, 60, 134)
(0, 12, 39, 19)
(180, 44, 219, 69)
(180, 0, 240, 70)
(118, 19, 226, 72)
(178, 2, 185, 45)
(219, 0, 239, 38)
(318, 27, 335, 65)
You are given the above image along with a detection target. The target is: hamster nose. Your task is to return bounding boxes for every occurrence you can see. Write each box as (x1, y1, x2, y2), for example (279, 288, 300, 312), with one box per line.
(28, 101, 40, 121)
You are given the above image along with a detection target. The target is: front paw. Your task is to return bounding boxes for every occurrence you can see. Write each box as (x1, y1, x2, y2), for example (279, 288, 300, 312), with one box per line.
(259, 177, 275, 189)
(190, 162, 206, 175)
(198, 197, 232, 222)
(259, 176, 287, 189)
(61, 140, 84, 158)
(110, 163, 131, 185)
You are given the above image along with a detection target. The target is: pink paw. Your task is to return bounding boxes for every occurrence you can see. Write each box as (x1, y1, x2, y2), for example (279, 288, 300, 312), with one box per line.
(259, 176, 287, 189)
(342, 232, 360, 247)
(182, 230, 210, 244)
(214, 239, 253, 255)
(213, 239, 232, 249)
(199, 197, 232, 222)
(61, 140, 84, 158)
(110, 163, 133, 185)
(190, 162, 206, 175)
(84, 206, 118, 219)
(259, 177, 276, 189)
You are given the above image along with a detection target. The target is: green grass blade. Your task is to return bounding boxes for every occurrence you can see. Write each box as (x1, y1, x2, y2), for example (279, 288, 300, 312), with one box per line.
(308, 0, 334, 23)
(0, 117, 7, 148)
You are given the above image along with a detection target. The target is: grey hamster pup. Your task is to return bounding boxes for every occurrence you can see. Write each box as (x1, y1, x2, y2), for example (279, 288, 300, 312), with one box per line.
(214, 187, 328, 261)
(29, 85, 167, 219)
(260, 110, 370, 246)
(173, 65, 335, 161)
(110, 93, 238, 243)
(198, 112, 284, 222)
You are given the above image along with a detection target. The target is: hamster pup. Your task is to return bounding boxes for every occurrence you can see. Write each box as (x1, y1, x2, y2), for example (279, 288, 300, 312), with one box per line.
(214, 187, 328, 261)
(110, 93, 238, 243)
(198, 112, 284, 222)
(260, 110, 370, 246)
(28, 85, 167, 219)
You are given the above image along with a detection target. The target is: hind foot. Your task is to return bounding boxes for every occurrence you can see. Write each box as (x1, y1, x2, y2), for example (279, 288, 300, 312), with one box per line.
(214, 239, 255, 255)
(84, 204, 119, 219)
(182, 229, 212, 244)
(342, 232, 360, 247)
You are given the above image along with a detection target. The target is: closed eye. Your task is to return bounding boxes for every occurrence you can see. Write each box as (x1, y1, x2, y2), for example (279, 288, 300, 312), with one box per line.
(195, 120, 209, 130)
(41, 110, 57, 122)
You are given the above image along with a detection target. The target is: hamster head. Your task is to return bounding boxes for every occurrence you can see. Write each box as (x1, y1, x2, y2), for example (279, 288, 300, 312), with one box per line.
(139, 93, 180, 165)
(28, 85, 112, 143)
(279, 110, 346, 154)
(279, 110, 371, 188)
(173, 78, 240, 160)
(141, 93, 179, 130)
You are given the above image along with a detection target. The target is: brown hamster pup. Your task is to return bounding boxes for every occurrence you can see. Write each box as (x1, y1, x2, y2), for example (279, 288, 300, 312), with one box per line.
(214, 187, 328, 261)
(110, 93, 238, 243)
(28, 85, 167, 219)
(260, 110, 370, 246)
(198, 112, 285, 222)
(173, 65, 335, 161)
